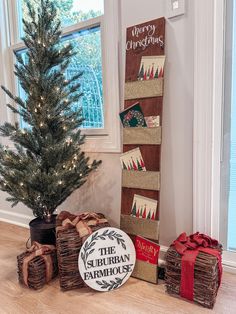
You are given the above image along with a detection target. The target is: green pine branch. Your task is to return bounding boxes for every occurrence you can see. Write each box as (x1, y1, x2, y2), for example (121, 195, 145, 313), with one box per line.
(0, 0, 102, 220)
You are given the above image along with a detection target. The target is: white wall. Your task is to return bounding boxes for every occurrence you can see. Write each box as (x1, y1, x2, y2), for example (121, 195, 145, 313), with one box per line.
(0, 0, 194, 247)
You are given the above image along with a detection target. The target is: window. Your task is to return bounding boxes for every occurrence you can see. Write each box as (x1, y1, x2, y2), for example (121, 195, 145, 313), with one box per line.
(17, 0, 104, 35)
(0, 0, 120, 152)
(17, 0, 104, 129)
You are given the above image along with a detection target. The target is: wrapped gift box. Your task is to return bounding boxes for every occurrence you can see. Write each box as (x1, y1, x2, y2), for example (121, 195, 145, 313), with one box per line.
(165, 232, 222, 309)
(17, 242, 58, 290)
(56, 211, 110, 291)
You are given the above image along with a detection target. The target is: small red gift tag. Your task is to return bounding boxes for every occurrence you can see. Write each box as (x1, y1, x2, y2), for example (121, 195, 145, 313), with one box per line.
(135, 235, 160, 264)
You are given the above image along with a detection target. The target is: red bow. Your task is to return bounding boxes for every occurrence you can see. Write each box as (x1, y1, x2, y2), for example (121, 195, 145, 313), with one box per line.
(171, 232, 222, 301)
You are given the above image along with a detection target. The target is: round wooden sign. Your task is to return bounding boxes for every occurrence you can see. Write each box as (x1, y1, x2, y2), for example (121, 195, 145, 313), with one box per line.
(78, 227, 136, 291)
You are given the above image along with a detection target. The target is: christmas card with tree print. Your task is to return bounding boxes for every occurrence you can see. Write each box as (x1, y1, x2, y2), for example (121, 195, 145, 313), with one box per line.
(119, 102, 147, 127)
(120, 148, 146, 171)
(137, 56, 166, 81)
(135, 236, 160, 264)
(131, 194, 157, 220)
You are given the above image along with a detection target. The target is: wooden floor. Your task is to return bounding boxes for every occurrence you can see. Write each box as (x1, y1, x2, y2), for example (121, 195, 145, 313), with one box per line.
(1, 222, 236, 314)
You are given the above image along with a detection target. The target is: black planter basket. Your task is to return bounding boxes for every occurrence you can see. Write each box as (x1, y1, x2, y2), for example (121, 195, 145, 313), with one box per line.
(29, 214, 57, 245)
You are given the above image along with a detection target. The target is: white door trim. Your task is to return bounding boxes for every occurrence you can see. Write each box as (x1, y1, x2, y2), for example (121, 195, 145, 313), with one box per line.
(193, 0, 236, 270)
(193, 0, 224, 238)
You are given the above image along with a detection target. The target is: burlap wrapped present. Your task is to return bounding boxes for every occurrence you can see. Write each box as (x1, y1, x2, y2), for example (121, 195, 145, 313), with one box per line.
(56, 211, 110, 291)
(17, 241, 58, 290)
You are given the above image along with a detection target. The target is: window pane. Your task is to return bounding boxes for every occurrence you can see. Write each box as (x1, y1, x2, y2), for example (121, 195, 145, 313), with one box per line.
(16, 25, 104, 129)
(62, 26, 104, 128)
(18, 0, 104, 38)
(17, 50, 28, 129)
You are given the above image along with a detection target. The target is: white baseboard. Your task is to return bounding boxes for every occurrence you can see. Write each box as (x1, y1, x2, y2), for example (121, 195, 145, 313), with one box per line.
(0, 209, 32, 228)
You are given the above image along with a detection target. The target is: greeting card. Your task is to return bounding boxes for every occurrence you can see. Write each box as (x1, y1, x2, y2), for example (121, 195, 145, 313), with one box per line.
(137, 55, 166, 81)
(135, 236, 160, 264)
(120, 148, 146, 171)
(144, 116, 160, 127)
(119, 102, 147, 127)
(131, 194, 157, 220)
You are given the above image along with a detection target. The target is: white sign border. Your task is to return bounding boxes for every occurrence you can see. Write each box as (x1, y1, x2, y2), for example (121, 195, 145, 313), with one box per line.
(78, 227, 136, 291)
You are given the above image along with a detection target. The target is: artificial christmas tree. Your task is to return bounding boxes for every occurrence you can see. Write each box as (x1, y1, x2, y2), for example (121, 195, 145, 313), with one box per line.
(0, 0, 101, 243)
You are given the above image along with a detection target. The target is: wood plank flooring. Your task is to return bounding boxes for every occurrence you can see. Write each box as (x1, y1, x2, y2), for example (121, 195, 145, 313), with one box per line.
(0, 221, 236, 314)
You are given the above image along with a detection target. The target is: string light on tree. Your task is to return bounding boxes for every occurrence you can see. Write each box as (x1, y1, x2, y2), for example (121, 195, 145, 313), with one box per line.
(66, 138, 73, 145)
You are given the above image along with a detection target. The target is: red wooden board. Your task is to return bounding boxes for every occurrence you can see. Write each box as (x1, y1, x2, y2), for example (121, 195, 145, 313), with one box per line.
(121, 17, 165, 226)
(125, 17, 165, 82)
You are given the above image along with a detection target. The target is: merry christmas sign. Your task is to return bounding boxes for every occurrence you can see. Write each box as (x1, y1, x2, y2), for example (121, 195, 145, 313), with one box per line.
(125, 17, 165, 82)
(78, 227, 136, 291)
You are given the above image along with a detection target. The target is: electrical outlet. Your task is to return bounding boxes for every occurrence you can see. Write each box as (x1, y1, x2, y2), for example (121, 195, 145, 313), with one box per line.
(166, 0, 185, 19)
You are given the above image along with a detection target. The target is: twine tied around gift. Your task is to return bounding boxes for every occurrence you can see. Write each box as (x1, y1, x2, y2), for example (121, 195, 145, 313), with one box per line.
(22, 241, 56, 287)
(171, 232, 222, 301)
(56, 211, 108, 239)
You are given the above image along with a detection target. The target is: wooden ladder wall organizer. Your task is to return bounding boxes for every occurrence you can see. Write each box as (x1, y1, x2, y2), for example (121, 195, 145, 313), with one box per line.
(120, 17, 165, 284)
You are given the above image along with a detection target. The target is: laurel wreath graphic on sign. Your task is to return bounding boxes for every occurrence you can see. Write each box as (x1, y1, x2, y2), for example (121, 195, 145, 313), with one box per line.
(80, 229, 127, 271)
(96, 272, 129, 291)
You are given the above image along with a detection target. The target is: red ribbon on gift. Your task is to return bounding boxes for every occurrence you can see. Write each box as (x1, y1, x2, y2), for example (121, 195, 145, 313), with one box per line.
(171, 232, 222, 301)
